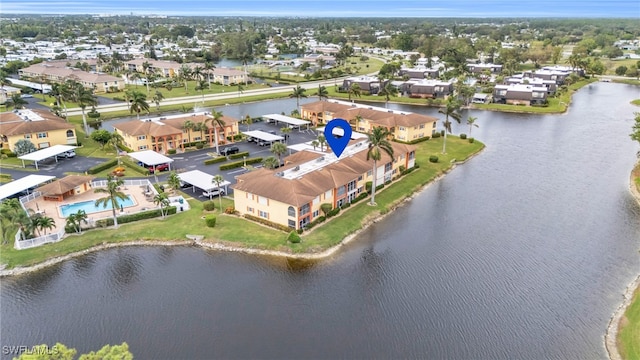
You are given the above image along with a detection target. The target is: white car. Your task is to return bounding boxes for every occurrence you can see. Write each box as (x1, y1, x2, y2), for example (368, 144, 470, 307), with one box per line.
(203, 188, 225, 198)
(57, 150, 76, 159)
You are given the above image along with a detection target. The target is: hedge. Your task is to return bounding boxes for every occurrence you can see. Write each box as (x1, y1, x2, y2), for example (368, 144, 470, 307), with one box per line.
(95, 206, 177, 227)
(203, 200, 216, 211)
(229, 151, 250, 160)
(205, 214, 216, 227)
(287, 231, 301, 243)
(204, 157, 227, 165)
(219, 157, 263, 170)
(393, 136, 430, 145)
(87, 158, 118, 174)
(429, 155, 439, 163)
(244, 214, 291, 232)
(167, 149, 177, 155)
(119, 157, 150, 175)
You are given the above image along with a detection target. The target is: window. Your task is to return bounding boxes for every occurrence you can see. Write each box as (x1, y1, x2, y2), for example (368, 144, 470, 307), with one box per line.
(324, 190, 332, 199)
(288, 220, 296, 228)
(24, 134, 31, 139)
(299, 204, 310, 216)
(312, 210, 319, 218)
(37, 132, 47, 138)
(385, 162, 392, 172)
(137, 135, 146, 140)
(367, 170, 372, 177)
(399, 126, 406, 131)
(313, 196, 320, 205)
(66, 130, 74, 138)
(138, 145, 148, 150)
(358, 175, 363, 181)
(337, 186, 346, 196)
(288, 206, 295, 217)
(432, 122, 436, 127)
(420, 124, 425, 129)
(258, 210, 269, 219)
(347, 180, 357, 192)
(247, 206, 254, 213)
(258, 196, 268, 205)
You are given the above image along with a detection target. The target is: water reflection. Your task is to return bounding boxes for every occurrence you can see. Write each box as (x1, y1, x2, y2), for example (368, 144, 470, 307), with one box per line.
(107, 250, 141, 291)
(71, 253, 97, 278)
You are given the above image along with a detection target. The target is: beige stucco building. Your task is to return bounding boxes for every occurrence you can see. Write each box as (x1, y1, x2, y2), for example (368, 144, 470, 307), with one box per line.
(301, 100, 438, 142)
(0, 109, 76, 151)
(19, 62, 124, 93)
(113, 112, 239, 153)
(232, 139, 416, 230)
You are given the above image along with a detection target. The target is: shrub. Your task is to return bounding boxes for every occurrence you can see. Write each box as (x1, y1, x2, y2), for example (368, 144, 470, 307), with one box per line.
(205, 214, 216, 227)
(219, 157, 263, 170)
(393, 136, 430, 145)
(384, 180, 391, 185)
(167, 149, 177, 155)
(195, 143, 204, 149)
(459, 133, 467, 139)
(287, 231, 302, 243)
(376, 183, 385, 191)
(429, 155, 439, 163)
(203, 200, 216, 211)
(468, 137, 475, 143)
(87, 158, 118, 174)
(432, 132, 441, 138)
(224, 206, 235, 214)
(296, 228, 304, 234)
(229, 151, 250, 160)
(326, 207, 341, 218)
(320, 203, 333, 216)
(244, 214, 291, 232)
(95, 207, 177, 227)
(440, 130, 445, 136)
(365, 181, 373, 193)
(204, 157, 227, 165)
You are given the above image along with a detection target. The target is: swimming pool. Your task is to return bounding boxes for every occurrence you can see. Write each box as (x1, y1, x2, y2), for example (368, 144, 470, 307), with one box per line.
(60, 196, 135, 217)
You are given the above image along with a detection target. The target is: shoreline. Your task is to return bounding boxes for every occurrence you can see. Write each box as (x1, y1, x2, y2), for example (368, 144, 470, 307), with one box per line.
(605, 162, 640, 360)
(0, 148, 484, 278)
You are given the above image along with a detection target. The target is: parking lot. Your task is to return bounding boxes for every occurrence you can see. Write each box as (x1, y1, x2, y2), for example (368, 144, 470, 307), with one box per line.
(3, 118, 322, 202)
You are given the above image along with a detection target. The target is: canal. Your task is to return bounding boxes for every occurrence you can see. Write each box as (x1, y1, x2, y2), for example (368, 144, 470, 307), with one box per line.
(2, 82, 639, 359)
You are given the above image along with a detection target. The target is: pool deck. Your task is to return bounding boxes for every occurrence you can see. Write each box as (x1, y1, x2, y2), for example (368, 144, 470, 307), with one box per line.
(23, 185, 158, 231)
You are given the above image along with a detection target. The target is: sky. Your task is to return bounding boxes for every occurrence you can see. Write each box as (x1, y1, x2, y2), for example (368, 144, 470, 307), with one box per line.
(1, 0, 639, 18)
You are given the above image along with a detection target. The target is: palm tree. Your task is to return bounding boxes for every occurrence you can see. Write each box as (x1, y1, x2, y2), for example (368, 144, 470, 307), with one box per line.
(240, 52, 252, 86)
(74, 85, 98, 136)
(182, 120, 195, 144)
(263, 156, 279, 169)
(270, 142, 288, 165)
(289, 85, 307, 110)
(178, 64, 192, 93)
(244, 115, 252, 131)
(237, 83, 244, 97)
(203, 62, 215, 89)
(438, 97, 463, 154)
(0, 199, 28, 244)
(142, 60, 152, 92)
(94, 175, 127, 228)
(167, 171, 181, 194)
(347, 83, 361, 102)
(366, 126, 394, 206)
(466, 116, 479, 136)
(128, 90, 150, 120)
(317, 134, 327, 151)
(9, 93, 27, 109)
(280, 127, 291, 143)
(195, 79, 208, 103)
(350, 114, 363, 130)
(316, 84, 328, 100)
(311, 140, 320, 150)
(66, 209, 88, 234)
(33, 215, 56, 236)
(212, 175, 225, 211)
(108, 131, 124, 162)
(192, 65, 204, 82)
(152, 90, 164, 111)
(205, 110, 226, 153)
(193, 122, 207, 143)
(378, 81, 398, 109)
(154, 193, 170, 218)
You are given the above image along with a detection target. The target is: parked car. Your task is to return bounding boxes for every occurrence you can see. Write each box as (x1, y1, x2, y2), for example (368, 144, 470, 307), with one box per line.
(220, 146, 240, 156)
(267, 130, 277, 135)
(258, 140, 271, 146)
(56, 150, 76, 159)
(142, 163, 170, 172)
(203, 188, 225, 198)
(247, 137, 256, 143)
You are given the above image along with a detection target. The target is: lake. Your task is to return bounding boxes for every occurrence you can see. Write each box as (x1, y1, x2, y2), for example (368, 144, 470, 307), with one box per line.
(2, 82, 639, 359)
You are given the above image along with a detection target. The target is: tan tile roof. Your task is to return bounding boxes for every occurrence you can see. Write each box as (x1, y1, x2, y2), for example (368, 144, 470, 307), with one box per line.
(36, 175, 94, 196)
(113, 114, 239, 137)
(20, 63, 120, 83)
(301, 100, 351, 114)
(332, 107, 437, 129)
(0, 110, 74, 136)
(232, 141, 414, 207)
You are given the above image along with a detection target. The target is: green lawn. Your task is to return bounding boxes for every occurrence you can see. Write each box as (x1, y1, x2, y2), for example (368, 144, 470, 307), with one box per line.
(632, 99, 640, 106)
(0, 136, 483, 269)
(619, 286, 640, 360)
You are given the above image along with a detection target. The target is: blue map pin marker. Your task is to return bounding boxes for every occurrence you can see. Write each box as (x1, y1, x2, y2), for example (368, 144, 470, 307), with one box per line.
(324, 118, 352, 158)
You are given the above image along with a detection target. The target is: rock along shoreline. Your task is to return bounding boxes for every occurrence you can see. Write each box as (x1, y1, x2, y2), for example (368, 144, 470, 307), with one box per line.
(0, 148, 483, 278)
(604, 163, 640, 360)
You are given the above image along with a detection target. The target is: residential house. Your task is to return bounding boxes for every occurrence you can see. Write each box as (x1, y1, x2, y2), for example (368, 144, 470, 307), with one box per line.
(113, 112, 239, 153)
(232, 139, 416, 230)
(0, 109, 76, 151)
(466, 63, 503, 74)
(301, 100, 438, 142)
(36, 175, 95, 202)
(206, 67, 248, 85)
(19, 62, 124, 93)
(401, 79, 454, 99)
(126, 58, 181, 77)
(493, 84, 547, 106)
(339, 76, 384, 95)
(399, 66, 440, 79)
(0, 85, 22, 104)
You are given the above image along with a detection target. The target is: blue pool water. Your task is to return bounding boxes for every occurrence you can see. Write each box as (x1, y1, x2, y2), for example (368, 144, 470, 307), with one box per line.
(60, 196, 135, 217)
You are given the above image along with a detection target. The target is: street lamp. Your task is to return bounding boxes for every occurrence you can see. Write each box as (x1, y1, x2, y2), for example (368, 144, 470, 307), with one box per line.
(243, 156, 247, 167)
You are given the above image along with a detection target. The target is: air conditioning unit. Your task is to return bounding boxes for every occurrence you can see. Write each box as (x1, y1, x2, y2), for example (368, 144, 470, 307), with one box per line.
(293, 166, 300, 171)
(275, 172, 284, 177)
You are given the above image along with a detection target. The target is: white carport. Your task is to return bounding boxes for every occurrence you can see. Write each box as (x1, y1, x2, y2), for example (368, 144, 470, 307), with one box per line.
(316, 126, 368, 139)
(128, 150, 174, 171)
(243, 130, 284, 144)
(178, 170, 230, 192)
(262, 114, 310, 130)
(0, 175, 55, 200)
(18, 144, 77, 169)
